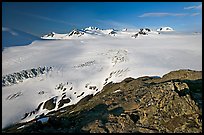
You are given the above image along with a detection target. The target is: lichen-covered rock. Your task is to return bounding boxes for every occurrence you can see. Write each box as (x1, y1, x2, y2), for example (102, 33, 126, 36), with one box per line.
(162, 69, 202, 81)
(2, 69, 202, 133)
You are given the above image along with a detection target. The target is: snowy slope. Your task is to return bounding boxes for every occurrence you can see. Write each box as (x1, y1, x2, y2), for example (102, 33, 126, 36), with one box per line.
(41, 27, 127, 39)
(157, 27, 174, 32)
(41, 29, 88, 40)
(2, 27, 40, 50)
(41, 27, 163, 40)
(2, 27, 202, 129)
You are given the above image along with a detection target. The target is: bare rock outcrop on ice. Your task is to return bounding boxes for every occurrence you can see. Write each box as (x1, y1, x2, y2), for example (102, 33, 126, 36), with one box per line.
(3, 69, 202, 133)
(2, 66, 53, 87)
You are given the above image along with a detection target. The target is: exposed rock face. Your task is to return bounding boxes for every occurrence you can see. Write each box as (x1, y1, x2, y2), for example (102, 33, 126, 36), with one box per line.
(156, 27, 174, 32)
(131, 33, 139, 38)
(2, 66, 53, 87)
(68, 29, 84, 37)
(44, 32, 55, 37)
(109, 30, 117, 35)
(43, 96, 57, 110)
(139, 28, 151, 34)
(84, 27, 100, 31)
(131, 28, 151, 38)
(58, 98, 71, 108)
(2, 69, 202, 133)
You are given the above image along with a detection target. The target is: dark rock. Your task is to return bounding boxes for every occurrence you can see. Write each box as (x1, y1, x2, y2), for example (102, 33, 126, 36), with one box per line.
(77, 92, 85, 98)
(145, 28, 151, 32)
(21, 113, 29, 120)
(129, 114, 140, 123)
(58, 98, 71, 108)
(38, 91, 45, 95)
(68, 29, 84, 37)
(3, 69, 202, 133)
(36, 102, 43, 112)
(77, 94, 93, 105)
(131, 33, 138, 38)
(109, 107, 124, 116)
(43, 97, 57, 110)
(62, 95, 66, 99)
(109, 31, 117, 35)
(123, 77, 135, 83)
(2, 66, 53, 87)
(162, 69, 202, 81)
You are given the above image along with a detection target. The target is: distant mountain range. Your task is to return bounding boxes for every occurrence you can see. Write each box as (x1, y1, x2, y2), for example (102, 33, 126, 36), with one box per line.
(2, 24, 201, 131)
(1, 26, 176, 49)
(41, 26, 175, 40)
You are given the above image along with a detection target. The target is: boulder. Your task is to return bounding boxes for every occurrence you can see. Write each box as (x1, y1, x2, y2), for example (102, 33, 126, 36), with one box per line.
(43, 97, 57, 110)
(3, 70, 202, 133)
(58, 98, 71, 108)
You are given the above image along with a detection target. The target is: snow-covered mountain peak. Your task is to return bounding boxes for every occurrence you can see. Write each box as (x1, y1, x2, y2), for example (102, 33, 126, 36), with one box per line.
(40, 26, 177, 40)
(122, 28, 128, 32)
(41, 32, 56, 38)
(84, 26, 100, 31)
(102, 28, 116, 35)
(2, 24, 202, 130)
(68, 29, 84, 37)
(157, 27, 174, 32)
(140, 28, 151, 33)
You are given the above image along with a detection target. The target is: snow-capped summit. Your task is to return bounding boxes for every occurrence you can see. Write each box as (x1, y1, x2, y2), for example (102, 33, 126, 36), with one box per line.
(101, 29, 115, 35)
(41, 32, 56, 38)
(139, 28, 151, 34)
(84, 26, 100, 31)
(142, 28, 151, 32)
(41, 32, 67, 39)
(122, 28, 128, 32)
(68, 29, 84, 37)
(131, 28, 152, 38)
(41, 29, 86, 39)
(157, 27, 174, 32)
(40, 26, 176, 40)
(2, 24, 202, 130)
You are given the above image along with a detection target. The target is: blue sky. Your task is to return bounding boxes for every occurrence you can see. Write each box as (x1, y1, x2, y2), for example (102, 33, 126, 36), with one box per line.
(2, 2, 202, 37)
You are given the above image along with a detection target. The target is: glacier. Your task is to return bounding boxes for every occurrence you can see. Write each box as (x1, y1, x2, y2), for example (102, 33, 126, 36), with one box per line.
(2, 27, 202, 129)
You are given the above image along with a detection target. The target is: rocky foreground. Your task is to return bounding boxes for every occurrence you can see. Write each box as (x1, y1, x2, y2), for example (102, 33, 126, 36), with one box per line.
(3, 69, 202, 133)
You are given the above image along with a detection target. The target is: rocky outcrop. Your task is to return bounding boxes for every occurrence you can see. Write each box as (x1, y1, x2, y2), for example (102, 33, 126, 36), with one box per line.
(156, 27, 174, 32)
(43, 96, 57, 110)
(84, 27, 100, 31)
(43, 32, 55, 38)
(2, 69, 202, 133)
(68, 29, 84, 37)
(131, 28, 151, 38)
(109, 30, 117, 35)
(2, 66, 53, 87)
(132, 33, 139, 38)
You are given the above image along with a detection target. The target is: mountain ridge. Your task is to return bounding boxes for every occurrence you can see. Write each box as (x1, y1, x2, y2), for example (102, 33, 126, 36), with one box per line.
(2, 69, 202, 133)
(41, 26, 174, 39)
